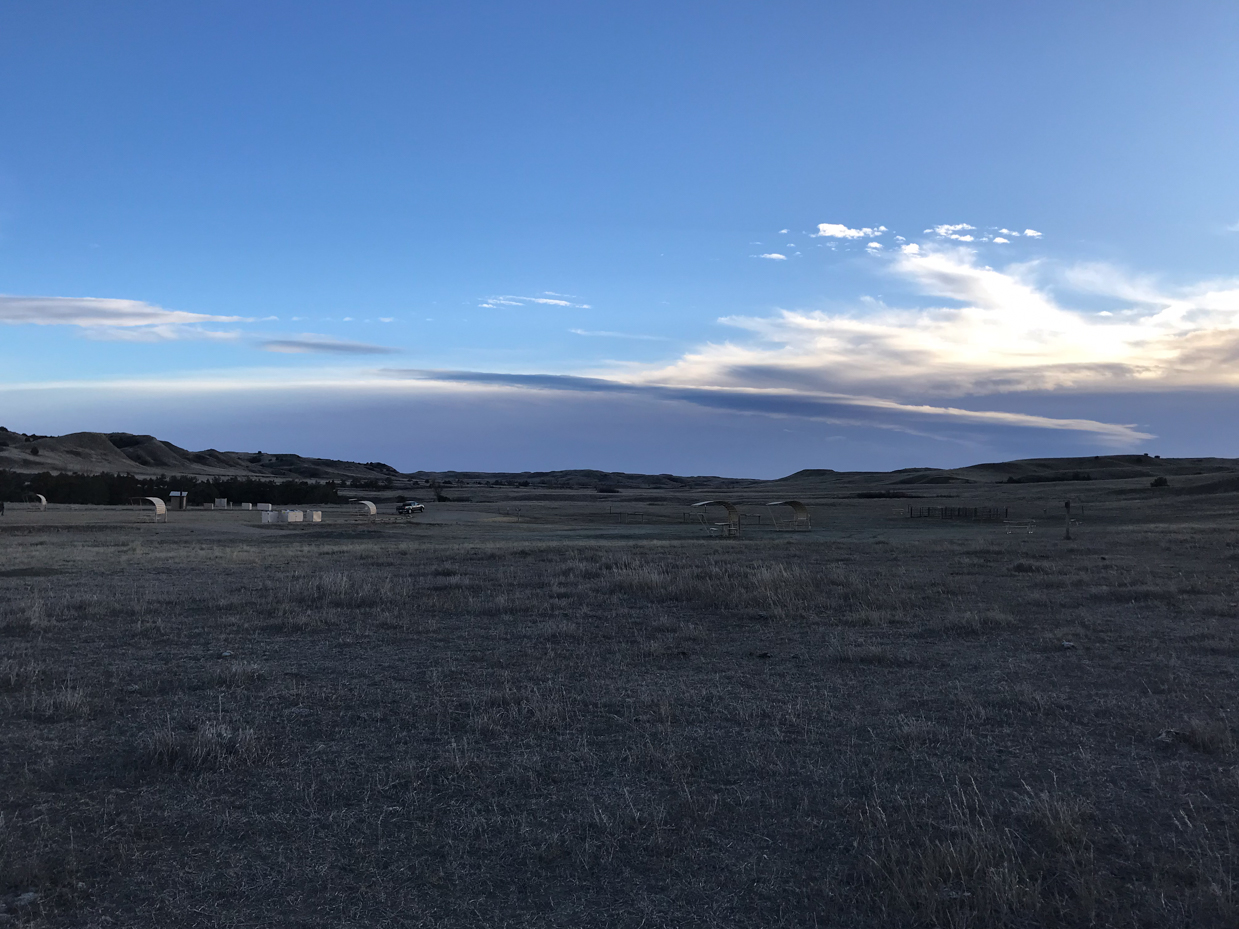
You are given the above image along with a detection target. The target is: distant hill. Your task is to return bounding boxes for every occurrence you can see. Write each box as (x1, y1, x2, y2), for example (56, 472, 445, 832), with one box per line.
(0, 427, 762, 488)
(769, 453, 1239, 492)
(404, 468, 760, 491)
(6, 426, 1239, 493)
(0, 429, 401, 482)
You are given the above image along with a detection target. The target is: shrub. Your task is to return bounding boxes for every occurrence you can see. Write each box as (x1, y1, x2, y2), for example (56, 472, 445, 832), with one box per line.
(1151, 476, 1169, 487)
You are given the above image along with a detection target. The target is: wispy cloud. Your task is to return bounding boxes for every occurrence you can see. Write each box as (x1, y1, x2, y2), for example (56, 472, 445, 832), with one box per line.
(570, 329, 669, 341)
(482, 294, 592, 309)
(0, 294, 245, 340)
(258, 335, 401, 355)
(82, 325, 241, 343)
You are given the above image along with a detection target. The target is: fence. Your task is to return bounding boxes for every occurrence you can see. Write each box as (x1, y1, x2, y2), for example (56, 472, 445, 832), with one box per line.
(908, 506, 1008, 521)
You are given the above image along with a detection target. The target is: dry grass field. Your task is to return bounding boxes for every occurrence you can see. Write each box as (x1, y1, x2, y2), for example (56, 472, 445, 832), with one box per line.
(1, 481, 1237, 927)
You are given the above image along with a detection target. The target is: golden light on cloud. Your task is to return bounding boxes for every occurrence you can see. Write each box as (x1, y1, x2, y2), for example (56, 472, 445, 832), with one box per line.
(633, 245, 1239, 399)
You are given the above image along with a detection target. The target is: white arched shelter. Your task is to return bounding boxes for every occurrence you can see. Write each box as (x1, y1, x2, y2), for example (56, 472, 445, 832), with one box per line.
(21, 493, 48, 511)
(357, 500, 378, 516)
(131, 496, 167, 522)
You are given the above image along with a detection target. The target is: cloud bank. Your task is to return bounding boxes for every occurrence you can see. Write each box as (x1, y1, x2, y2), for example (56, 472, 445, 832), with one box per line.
(638, 244, 1239, 407)
(9, 225, 1238, 465)
(382, 368, 1151, 445)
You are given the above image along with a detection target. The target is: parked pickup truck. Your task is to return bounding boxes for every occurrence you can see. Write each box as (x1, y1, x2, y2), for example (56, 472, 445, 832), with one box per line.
(396, 501, 425, 515)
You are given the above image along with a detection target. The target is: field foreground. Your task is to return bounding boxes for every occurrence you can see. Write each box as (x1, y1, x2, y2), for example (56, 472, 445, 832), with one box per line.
(1, 487, 1237, 927)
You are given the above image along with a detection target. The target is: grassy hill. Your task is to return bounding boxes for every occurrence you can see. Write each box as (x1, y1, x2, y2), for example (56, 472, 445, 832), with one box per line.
(5, 426, 1239, 496)
(0, 428, 401, 482)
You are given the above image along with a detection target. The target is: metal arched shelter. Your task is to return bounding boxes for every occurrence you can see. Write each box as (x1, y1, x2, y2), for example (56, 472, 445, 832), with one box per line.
(766, 500, 811, 530)
(692, 500, 741, 537)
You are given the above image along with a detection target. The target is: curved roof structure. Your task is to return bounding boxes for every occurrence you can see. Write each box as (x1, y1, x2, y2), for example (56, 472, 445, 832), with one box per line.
(357, 500, 378, 516)
(692, 500, 741, 536)
(129, 496, 167, 521)
(691, 500, 739, 521)
(766, 499, 811, 529)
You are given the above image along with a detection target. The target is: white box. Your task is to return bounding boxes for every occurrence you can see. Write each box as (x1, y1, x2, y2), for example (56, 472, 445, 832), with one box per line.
(310, 511, 322, 522)
(257, 503, 272, 511)
(241, 502, 253, 511)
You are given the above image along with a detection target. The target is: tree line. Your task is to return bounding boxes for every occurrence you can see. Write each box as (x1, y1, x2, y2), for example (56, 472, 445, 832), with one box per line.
(0, 470, 342, 506)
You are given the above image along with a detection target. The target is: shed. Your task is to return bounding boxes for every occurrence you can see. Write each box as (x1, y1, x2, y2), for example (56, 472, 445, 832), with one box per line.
(692, 500, 741, 537)
(766, 500, 811, 530)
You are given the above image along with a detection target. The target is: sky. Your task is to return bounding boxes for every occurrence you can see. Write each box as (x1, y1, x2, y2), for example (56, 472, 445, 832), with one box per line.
(2, 1, 1239, 477)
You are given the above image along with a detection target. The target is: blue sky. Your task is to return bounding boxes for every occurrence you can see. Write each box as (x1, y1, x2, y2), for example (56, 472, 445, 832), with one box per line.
(3, 2, 1239, 476)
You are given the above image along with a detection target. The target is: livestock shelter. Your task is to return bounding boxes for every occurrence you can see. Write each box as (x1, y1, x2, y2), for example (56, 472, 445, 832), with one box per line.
(767, 500, 812, 530)
(130, 496, 167, 523)
(692, 500, 741, 537)
(357, 500, 378, 516)
(20, 493, 47, 511)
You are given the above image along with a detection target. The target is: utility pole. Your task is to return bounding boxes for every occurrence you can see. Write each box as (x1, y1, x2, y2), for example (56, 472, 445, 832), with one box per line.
(1064, 500, 1072, 540)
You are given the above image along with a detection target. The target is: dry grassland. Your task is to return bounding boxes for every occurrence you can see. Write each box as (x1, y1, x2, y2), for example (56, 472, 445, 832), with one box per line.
(0, 491, 1236, 927)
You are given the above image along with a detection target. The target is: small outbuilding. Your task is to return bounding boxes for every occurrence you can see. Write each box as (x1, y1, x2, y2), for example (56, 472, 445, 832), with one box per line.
(357, 500, 378, 516)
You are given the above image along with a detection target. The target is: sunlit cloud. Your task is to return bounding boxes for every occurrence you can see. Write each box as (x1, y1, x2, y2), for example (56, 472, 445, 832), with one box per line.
(811, 223, 886, 239)
(927, 223, 975, 242)
(634, 244, 1239, 404)
(758, 253, 787, 260)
